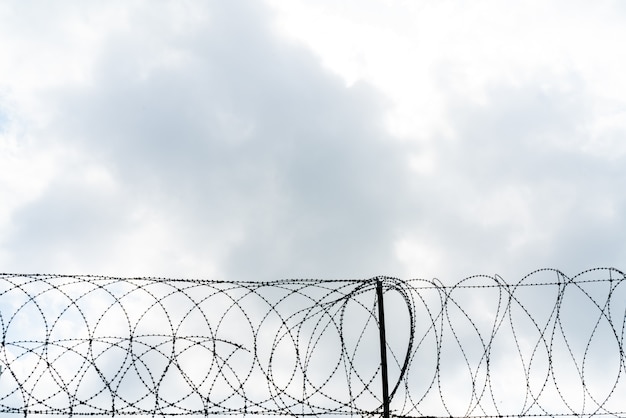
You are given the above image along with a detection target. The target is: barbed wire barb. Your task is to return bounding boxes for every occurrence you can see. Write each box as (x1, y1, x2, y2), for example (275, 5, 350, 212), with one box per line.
(0, 268, 624, 417)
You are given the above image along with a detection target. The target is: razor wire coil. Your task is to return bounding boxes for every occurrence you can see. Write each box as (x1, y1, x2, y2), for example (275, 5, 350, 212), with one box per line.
(0, 268, 624, 417)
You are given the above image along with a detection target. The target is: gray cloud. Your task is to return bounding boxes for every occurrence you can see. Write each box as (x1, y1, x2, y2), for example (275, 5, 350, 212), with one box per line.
(1, 3, 625, 417)
(6, 180, 131, 272)
(409, 72, 626, 279)
(2, 0, 624, 282)
(5, 0, 412, 280)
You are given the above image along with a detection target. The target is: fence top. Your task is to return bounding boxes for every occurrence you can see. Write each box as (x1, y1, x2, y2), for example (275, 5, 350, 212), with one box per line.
(0, 268, 625, 417)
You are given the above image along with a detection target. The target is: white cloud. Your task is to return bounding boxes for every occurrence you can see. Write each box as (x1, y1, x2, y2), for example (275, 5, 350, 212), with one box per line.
(0, 0, 625, 282)
(2, 3, 626, 416)
(0, 0, 413, 280)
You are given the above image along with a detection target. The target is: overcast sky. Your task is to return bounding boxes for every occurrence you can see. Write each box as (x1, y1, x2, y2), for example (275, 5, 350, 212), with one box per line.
(1, 0, 625, 283)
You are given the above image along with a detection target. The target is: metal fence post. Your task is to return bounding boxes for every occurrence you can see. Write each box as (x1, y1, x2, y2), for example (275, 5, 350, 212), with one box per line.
(376, 277, 390, 418)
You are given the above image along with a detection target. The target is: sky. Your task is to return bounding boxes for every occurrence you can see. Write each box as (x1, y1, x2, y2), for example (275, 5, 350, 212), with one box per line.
(1, 0, 626, 283)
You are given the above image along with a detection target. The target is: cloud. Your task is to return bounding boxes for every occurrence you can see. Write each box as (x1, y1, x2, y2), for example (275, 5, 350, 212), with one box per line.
(1, 0, 412, 280)
(1, 0, 625, 282)
(2, 2, 626, 418)
(401, 70, 626, 280)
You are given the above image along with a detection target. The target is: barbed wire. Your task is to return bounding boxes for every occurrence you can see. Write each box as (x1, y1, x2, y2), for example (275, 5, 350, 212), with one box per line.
(0, 268, 624, 417)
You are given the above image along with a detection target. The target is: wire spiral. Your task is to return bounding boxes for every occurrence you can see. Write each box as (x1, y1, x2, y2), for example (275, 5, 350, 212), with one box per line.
(0, 268, 624, 417)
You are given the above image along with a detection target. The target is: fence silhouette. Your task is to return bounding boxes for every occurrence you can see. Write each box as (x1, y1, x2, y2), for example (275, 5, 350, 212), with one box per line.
(0, 268, 624, 417)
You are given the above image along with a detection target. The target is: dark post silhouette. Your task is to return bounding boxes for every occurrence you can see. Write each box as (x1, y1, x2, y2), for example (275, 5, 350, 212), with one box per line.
(376, 277, 390, 418)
